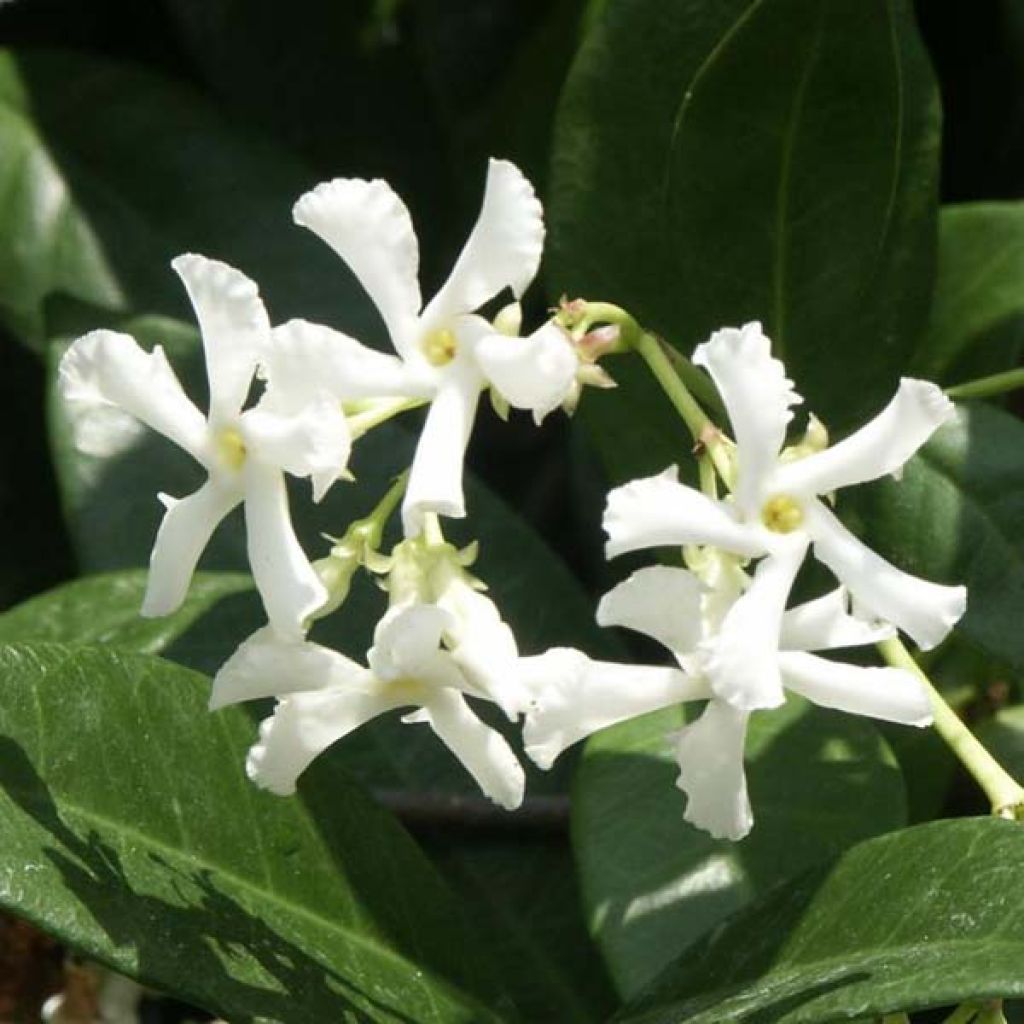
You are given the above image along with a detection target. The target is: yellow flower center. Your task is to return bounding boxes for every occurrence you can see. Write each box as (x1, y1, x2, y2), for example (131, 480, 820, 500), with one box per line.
(216, 427, 247, 471)
(422, 328, 458, 367)
(761, 494, 804, 534)
(384, 676, 428, 704)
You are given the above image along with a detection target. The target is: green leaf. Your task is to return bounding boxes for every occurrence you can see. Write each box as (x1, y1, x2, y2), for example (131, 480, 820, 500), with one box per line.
(845, 402, 1024, 670)
(0, 570, 251, 652)
(615, 817, 1024, 1023)
(0, 52, 124, 347)
(550, 0, 940, 481)
(0, 48, 380, 350)
(976, 706, 1024, 780)
(914, 202, 1024, 383)
(0, 643, 509, 1023)
(572, 699, 906, 999)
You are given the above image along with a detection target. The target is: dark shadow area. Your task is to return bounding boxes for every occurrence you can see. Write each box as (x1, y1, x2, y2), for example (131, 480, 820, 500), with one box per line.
(0, 736, 445, 1023)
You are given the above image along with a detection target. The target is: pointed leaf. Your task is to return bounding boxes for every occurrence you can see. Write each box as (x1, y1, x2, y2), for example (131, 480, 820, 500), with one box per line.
(615, 818, 1024, 1023)
(572, 699, 906, 999)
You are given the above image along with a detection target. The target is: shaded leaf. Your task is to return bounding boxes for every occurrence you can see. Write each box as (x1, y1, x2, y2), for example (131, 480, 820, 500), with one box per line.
(572, 699, 905, 999)
(615, 818, 1024, 1023)
(915, 202, 1024, 383)
(549, 0, 940, 485)
(0, 643, 509, 1023)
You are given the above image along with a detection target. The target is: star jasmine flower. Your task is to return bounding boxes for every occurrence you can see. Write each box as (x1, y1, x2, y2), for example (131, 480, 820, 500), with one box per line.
(522, 555, 932, 840)
(603, 322, 967, 712)
(210, 604, 525, 809)
(383, 534, 529, 719)
(291, 158, 578, 535)
(58, 254, 349, 637)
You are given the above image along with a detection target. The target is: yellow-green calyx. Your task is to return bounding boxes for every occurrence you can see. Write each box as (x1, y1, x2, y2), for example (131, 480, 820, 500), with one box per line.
(216, 427, 247, 471)
(422, 328, 458, 367)
(385, 535, 481, 607)
(779, 413, 829, 463)
(761, 494, 804, 534)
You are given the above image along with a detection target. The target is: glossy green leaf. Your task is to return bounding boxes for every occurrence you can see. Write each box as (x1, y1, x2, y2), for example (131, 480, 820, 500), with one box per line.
(914, 202, 1024, 383)
(550, 0, 940, 482)
(0, 570, 251, 652)
(0, 52, 124, 347)
(615, 818, 1024, 1023)
(845, 402, 1024, 670)
(0, 643, 509, 1023)
(572, 699, 906, 999)
(0, 48, 380, 350)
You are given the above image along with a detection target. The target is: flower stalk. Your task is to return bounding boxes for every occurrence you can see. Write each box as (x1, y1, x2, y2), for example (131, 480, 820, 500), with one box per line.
(946, 367, 1024, 401)
(879, 636, 1024, 819)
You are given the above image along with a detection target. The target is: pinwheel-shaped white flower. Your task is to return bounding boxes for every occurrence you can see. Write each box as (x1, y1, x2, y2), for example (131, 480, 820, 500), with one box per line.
(58, 254, 349, 636)
(291, 158, 578, 535)
(384, 535, 529, 718)
(604, 322, 967, 713)
(211, 604, 525, 809)
(522, 558, 932, 840)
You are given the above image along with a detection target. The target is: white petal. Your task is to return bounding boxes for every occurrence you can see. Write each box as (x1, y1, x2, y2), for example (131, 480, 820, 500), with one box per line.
(470, 320, 577, 424)
(247, 684, 406, 795)
(241, 393, 351, 502)
(692, 322, 801, 516)
(520, 648, 710, 770)
(368, 604, 468, 694)
(596, 566, 704, 660)
(172, 254, 269, 421)
(435, 576, 527, 718)
(292, 179, 421, 358)
(603, 466, 766, 560)
(421, 159, 544, 329)
(268, 319, 429, 402)
(780, 587, 894, 652)
(674, 700, 753, 842)
(142, 479, 240, 617)
(805, 500, 967, 650)
(243, 463, 327, 638)
(774, 378, 955, 497)
(59, 330, 208, 463)
(413, 689, 525, 810)
(779, 651, 932, 726)
(703, 537, 809, 711)
(402, 370, 483, 536)
(210, 626, 367, 709)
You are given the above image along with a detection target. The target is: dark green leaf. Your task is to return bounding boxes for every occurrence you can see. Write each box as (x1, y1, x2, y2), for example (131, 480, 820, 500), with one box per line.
(845, 402, 1024, 670)
(0, 643, 509, 1023)
(0, 48, 380, 350)
(0, 570, 251, 652)
(914, 202, 1024, 383)
(0, 52, 124, 347)
(976, 706, 1024, 779)
(550, 0, 940, 483)
(572, 699, 906, 999)
(431, 839, 617, 1024)
(617, 817, 1024, 1023)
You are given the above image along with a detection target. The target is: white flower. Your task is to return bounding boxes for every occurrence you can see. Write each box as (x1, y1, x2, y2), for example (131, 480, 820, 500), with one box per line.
(603, 322, 967, 712)
(291, 158, 578, 535)
(210, 605, 525, 809)
(58, 254, 349, 637)
(385, 536, 529, 718)
(523, 556, 932, 841)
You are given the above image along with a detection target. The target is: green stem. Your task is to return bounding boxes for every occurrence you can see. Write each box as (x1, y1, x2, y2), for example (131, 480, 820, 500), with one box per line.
(348, 397, 427, 438)
(879, 636, 1024, 818)
(632, 331, 734, 485)
(946, 367, 1024, 401)
(942, 1004, 980, 1024)
(363, 471, 409, 544)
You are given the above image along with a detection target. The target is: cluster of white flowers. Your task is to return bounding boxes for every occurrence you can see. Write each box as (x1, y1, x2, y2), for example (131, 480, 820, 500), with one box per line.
(57, 159, 966, 842)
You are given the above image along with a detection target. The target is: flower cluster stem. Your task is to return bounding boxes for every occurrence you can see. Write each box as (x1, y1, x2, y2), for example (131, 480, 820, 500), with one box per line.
(946, 367, 1024, 401)
(631, 331, 733, 486)
(878, 636, 1024, 819)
